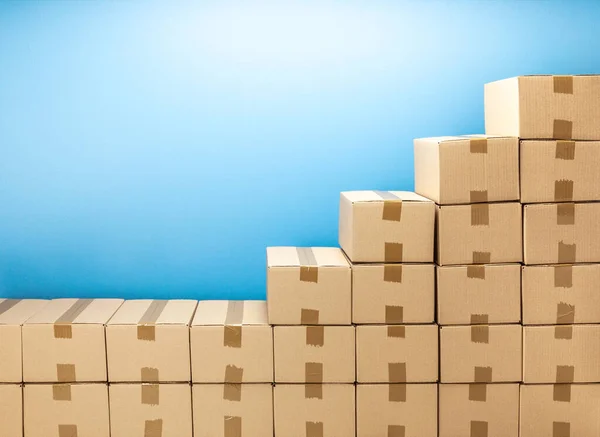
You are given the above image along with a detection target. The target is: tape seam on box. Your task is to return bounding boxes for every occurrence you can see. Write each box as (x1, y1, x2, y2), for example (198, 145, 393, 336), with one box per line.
(145, 419, 163, 437)
(224, 300, 245, 348)
(53, 384, 72, 401)
(388, 424, 406, 437)
(306, 326, 325, 347)
(141, 384, 160, 405)
(555, 141, 576, 160)
(0, 299, 21, 316)
(471, 204, 489, 226)
(385, 306, 404, 324)
(374, 191, 403, 222)
(223, 383, 242, 402)
(297, 247, 319, 283)
(301, 308, 320, 325)
(224, 416, 242, 437)
(137, 300, 169, 341)
(467, 265, 485, 279)
(383, 264, 403, 283)
(306, 421, 324, 437)
(554, 265, 573, 288)
(389, 384, 406, 402)
(54, 299, 94, 339)
(58, 424, 78, 437)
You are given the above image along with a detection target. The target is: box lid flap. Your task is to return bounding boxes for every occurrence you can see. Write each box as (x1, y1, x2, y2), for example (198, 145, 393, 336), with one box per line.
(0, 299, 48, 325)
(25, 298, 124, 324)
(341, 190, 433, 203)
(192, 300, 268, 326)
(108, 299, 198, 325)
(267, 247, 350, 267)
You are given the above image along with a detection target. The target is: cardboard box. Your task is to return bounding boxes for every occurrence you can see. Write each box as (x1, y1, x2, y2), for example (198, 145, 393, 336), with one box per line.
(274, 325, 354, 383)
(437, 264, 521, 325)
(191, 300, 273, 383)
(523, 264, 600, 324)
(356, 325, 438, 383)
(274, 384, 355, 437)
(356, 384, 437, 437)
(267, 247, 351, 325)
(439, 383, 519, 437)
(339, 191, 435, 263)
(0, 384, 22, 437)
(106, 299, 197, 383)
(24, 383, 110, 437)
(523, 202, 600, 264)
(110, 383, 192, 437)
(521, 140, 600, 203)
(436, 202, 522, 266)
(193, 383, 273, 437)
(0, 299, 47, 382)
(520, 384, 600, 437)
(414, 135, 519, 205)
(352, 263, 435, 324)
(440, 325, 522, 383)
(485, 75, 600, 140)
(523, 325, 600, 383)
(22, 298, 123, 383)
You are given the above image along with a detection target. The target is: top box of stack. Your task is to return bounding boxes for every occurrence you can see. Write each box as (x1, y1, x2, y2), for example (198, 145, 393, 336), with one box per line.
(339, 191, 435, 263)
(485, 75, 600, 140)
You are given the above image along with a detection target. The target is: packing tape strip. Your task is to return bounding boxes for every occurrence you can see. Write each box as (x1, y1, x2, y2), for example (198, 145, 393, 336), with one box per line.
(305, 362, 323, 383)
(556, 365, 575, 383)
(554, 384, 572, 402)
(56, 364, 76, 382)
(389, 362, 406, 383)
(141, 367, 159, 382)
(471, 204, 489, 226)
(472, 252, 491, 264)
(224, 365, 243, 383)
(468, 384, 487, 402)
(305, 384, 323, 399)
(388, 384, 406, 402)
(554, 265, 573, 288)
(224, 416, 242, 437)
(384, 242, 403, 262)
(58, 424, 78, 437)
(558, 242, 577, 263)
(556, 302, 575, 324)
(53, 384, 72, 401)
(470, 138, 488, 154)
(471, 325, 489, 344)
(306, 326, 324, 347)
(223, 384, 242, 402)
(557, 203, 575, 225)
(301, 308, 320, 325)
(387, 325, 405, 338)
(555, 326, 573, 339)
(470, 190, 488, 203)
(54, 299, 94, 339)
(0, 299, 21, 316)
(383, 264, 403, 283)
(137, 300, 169, 341)
(141, 384, 160, 405)
(553, 119, 573, 140)
(555, 141, 576, 160)
(306, 421, 324, 437)
(374, 191, 403, 222)
(470, 420, 488, 437)
(297, 247, 319, 283)
(145, 419, 163, 437)
(388, 425, 406, 437)
(474, 366, 492, 383)
(467, 265, 486, 279)
(553, 421, 570, 437)
(385, 306, 404, 324)
(554, 76, 574, 94)
(470, 314, 489, 324)
(555, 180, 574, 201)
(224, 300, 245, 348)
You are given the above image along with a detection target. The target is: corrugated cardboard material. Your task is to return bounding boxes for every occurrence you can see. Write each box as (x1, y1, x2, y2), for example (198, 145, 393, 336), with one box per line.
(352, 263, 435, 324)
(24, 383, 110, 437)
(440, 325, 522, 383)
(22, 298, 123, 382)
(274, 325, 355, 383)
(523, 325, 600, 383)
(110, 383, 192, 437)
(522, 264, 600, 324)
(0, 384, 22, 437)
(0, 299, 47, 382)
(520, 384, 600, 437)
(193, 383, 273, 437)
(414, 135, 519, 205)
(437, 264, 521, 325)
(523, 202, 600, 264)
(106, 300, 197, 383)
(356, 325, 438, 383)
(338, 191, 435, 263)
(485, 75, 600, 140)
(356, 384, 437, 437)
(521, 140, 600, 203)
(267, 247, 351, 325)
(274, 384, 355, 437)
(437, 202, 522, 266)
(191, 300, 273, 383)
(439, 383, 519, 437)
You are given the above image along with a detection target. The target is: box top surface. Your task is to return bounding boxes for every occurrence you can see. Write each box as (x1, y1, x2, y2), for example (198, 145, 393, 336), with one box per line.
(267, 246, 350, 268)
(341, 190, 432, 203)
(107, 299, 198, 325)
(192, 300, 268, 326)
(414, 134, 515, 144)
(25, 298, 124, 325)
(0, 299, 48, 325)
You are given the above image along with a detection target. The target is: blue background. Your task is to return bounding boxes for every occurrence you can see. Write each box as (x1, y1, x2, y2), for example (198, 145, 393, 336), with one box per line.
(1, 0, 599, 299)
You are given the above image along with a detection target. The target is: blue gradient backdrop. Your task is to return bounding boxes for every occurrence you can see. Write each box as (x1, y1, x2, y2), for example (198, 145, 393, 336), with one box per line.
(1, 0, 599, 299)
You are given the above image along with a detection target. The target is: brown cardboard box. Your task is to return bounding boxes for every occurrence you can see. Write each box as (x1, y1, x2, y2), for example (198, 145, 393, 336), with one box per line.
(522, 264, 600, 324)
(356, 325, 438, 383)
(22, 298, 123, 383)
(106, 299, 197, 382)
(521, 140, 600, 203)
(0, 299, 47, 382)
(356, 384, 437, 437)
(437, 264, 521, 325)
(193, 383, 273, 437)
(110, 383, 192, 437)
(414, 135, 519, 205)
(437, 202, 522, 266)
(523, 325, 600, 383)
(520, 384, 600, 437)
(274, 384, 355, 437)
(523, 202, 600, 264)
(352, 263, 435, 324)
(440, 325, 522, 383)
(24, 383, 110, 437)
(0, 384, 22, 437)
(267, 247, 351, 325)
(191, 300, 273, 383)
(439, 383, 519, 437)
(485, 75, 600, 140)
(339, 191, 435, 263)
(274, 325, 354, 383)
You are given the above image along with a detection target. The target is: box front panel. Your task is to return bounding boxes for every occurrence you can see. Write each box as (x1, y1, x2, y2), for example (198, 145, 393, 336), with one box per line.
(0, 325, 23, 382)
(0, 384, 23, 437)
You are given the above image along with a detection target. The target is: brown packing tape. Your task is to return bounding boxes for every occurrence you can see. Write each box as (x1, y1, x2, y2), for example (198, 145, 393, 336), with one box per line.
(557, 203, 575, 225)
(58, 424, 78, 437)
(474, 367, 492, 383)
(224, 300, 245, 348)
(470, 138, 488, 154)
(556, 365, 575, 383)
(141, 367, 159, 382)
(301, 308, 320, 325)
(555, 180, 574, 201)
(305, 362, 323, 383)
(138, 326, 155, 341)
(54, 299, 94, 339)
(389, 384, 406, 402)
(224, 416, 242, 437)
(224, 365, 244, 383)
(0, 299, 21, 316)
(555, 141, 576, 160)
(53, 385, 72, 401)
(553, 119, 573, 140)
(470, 420, 488, 437)
(145, 419, 163, 437)
(305, 384, 323, 399)
(553, 76, 574, 94)
(471, 204, 489, 226)
(470, 190, 488, 203)
(556, 302, 575, 324)
(383, 264, 403, 283)
(388, 425, 406, 437)
(297, 247, 319, 283)
(385, 306, 404, 324)
(388, 362, 406, 383)
(387, 326, 405, 338)
(558, 242, 576, 263)
(223, 384, 242, 402)
(306, 326, 325, 347)
(469, 384, 487, 402)
(553, 421, 570, 437)
(467, 265, 485, 280)
(141, 384, 160, 405)
(374, 191, 403, 222)
(470, 314, 489, 324)
(471, 325, 489, 344)
(554, 265, 573, 288)
(384, 242, 403, 262)
(57, 364, 76, 382)
(553, 384, 572, 402)
(306, 421, 324, 437)
(472, 252, 491, 264)
(138, 300, 169, 341)
(555, 326, 573, 339)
